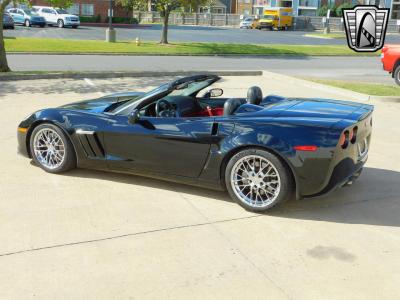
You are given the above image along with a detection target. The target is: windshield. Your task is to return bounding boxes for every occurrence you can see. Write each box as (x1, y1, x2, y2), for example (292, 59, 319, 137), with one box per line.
(112, 83, 170, 114)
(169, 79, 216, 96)
(262, 15, 275, 20)
(56, 9, 68, 14)
(112, 77, 218, 115)
(244, 18, 253, 22)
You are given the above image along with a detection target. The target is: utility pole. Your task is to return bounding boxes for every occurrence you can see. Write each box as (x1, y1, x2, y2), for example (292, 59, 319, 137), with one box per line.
(106, 0, 116, 42)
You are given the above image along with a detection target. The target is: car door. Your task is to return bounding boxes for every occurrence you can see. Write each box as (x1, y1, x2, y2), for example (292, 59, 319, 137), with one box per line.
(48, 9, 58, 24)
(42, 8, 55, 24)
(17, 10, 25, 24)
(102, 115, 216, 178)
(9, 9, 21, 24)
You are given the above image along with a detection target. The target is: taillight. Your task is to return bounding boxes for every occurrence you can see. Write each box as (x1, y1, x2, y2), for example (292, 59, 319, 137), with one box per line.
(340, 131, 349, 149)
(350, 126, 358, 144)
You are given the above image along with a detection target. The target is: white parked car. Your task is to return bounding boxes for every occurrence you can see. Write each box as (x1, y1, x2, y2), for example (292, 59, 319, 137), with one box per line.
(33, 6, 80, 28)
(239, 17, 256, 29)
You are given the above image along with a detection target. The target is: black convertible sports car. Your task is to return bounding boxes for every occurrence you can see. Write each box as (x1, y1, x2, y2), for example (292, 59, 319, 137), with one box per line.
(18, 75, 373, 211)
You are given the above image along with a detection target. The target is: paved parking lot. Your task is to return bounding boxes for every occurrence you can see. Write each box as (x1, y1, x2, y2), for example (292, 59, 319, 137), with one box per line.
(1, 74, 400, 299)
(7, 54, 394, 84)
(5, 24, 400, 45)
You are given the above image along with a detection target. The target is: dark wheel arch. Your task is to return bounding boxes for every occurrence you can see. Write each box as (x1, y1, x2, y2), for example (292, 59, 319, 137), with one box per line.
(220, 144, 298, 198)
(392, 59, 400, 78)
(26, 120, 78, 161)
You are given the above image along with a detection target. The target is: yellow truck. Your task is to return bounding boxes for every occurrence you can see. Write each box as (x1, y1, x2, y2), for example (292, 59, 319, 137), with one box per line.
(257, 7, 293, 30)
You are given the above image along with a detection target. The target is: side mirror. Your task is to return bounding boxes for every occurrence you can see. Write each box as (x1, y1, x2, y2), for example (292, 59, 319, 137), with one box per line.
(128, 109, 140, 124)
(208, 88, 223, 98)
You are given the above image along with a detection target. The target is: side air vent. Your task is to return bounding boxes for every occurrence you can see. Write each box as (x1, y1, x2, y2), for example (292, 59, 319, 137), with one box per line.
(75, 130, 104, 158)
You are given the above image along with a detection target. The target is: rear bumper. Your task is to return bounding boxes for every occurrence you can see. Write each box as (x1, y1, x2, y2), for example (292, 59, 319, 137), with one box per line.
(304, 156, 366, 198)
(31, 20, 46, 26)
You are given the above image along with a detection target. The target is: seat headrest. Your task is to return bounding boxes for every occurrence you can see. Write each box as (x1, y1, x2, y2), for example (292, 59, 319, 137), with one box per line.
(223, 98, 246, 116)
(247, 86, 263, 105)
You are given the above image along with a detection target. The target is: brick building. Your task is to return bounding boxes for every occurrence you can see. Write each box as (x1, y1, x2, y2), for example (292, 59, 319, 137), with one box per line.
(30, 0, 131, 22)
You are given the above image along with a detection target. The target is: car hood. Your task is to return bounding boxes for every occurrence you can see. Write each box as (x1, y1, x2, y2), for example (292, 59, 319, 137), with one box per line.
(60, 92, 144, 113)
(61, 14, 79, 18)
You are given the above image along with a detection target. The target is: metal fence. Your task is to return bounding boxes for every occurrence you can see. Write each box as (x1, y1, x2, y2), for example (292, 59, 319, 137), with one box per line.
(134, 11, 240, 26)
(134, 11, 400, 33)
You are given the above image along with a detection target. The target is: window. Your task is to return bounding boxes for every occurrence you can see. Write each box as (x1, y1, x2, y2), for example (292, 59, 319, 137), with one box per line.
(67, 4, 79, 15)
(81, 4, 94, 16)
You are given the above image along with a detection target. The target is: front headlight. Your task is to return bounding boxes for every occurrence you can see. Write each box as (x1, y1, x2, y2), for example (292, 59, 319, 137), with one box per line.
(66, 17, 71, 21)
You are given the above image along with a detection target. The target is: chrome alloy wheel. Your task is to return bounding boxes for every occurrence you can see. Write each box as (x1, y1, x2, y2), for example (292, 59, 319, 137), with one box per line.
(230, 155, 281, 208)
(33, 128, 65, 170)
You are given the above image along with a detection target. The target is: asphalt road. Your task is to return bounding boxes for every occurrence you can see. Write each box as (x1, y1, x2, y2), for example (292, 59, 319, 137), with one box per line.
(1, 75, 400, 299)
(7, 54, 393, 84)
(5, 24, 400, 45)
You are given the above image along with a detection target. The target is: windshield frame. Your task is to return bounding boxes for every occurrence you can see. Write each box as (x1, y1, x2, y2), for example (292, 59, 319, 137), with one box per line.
(112, 75, 220, 115)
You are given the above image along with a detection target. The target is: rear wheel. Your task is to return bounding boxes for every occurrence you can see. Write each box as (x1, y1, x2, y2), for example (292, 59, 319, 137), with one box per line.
(394, 65, 400, 86)
(30, 124, 76, 173)
(24, 19, 30, 27)
(225, 149, 294, 212)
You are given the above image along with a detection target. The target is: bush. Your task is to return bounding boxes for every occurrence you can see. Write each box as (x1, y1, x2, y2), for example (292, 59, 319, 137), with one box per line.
(336, 2, 353, 17)
(317, 5, 336, 17)
(79, 15, 101, 23)
(104, 17, 139, 24)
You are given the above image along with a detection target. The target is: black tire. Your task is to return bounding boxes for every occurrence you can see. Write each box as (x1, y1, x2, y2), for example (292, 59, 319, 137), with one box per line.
(224, 148, 294, 212)
(25, 19, 30, 27)
(40, 24, 45, 28)
(72, 25, 78, 29)
(29, 123, 76, 173)
(57, 19, 64, 28)
(394, 65, 400, 86)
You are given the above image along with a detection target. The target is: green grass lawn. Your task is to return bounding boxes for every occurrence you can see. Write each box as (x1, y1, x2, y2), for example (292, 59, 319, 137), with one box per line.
(4, 37, 376, 56)
(305, 33, 346, 39)
(305, 78, 400, 96)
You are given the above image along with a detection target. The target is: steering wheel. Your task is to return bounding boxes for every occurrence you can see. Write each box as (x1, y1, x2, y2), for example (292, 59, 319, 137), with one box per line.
(155, 99, 174, 117)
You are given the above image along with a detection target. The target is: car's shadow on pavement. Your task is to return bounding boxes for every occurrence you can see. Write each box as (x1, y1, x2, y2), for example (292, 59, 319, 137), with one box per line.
(60, 166, 400, 227)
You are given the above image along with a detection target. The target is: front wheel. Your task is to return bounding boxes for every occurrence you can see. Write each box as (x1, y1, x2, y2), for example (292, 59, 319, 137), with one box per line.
(394, 65, 400, 86)
(225, 149, 294, 212)
(57, 19, 64, 28)
(25, 19, 30, 27)
(30, 124, 76, 173)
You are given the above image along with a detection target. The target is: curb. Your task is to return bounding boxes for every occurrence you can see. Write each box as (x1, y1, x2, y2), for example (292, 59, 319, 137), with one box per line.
(0, 70, 263, 81)
(6, 52, 377, 57)
(368, 95, 400, 103)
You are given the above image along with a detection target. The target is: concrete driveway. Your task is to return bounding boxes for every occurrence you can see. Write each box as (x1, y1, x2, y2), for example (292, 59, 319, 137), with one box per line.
(1, 74, 399, 299)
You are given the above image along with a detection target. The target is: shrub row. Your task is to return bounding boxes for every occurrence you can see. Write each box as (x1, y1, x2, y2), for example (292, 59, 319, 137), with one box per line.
(79, 15, 139, 24)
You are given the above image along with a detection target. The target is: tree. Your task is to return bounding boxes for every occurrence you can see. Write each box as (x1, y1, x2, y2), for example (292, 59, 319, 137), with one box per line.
(0, 0, 73, 72)
(335, 2, 353, 17)
(316, 4, 336, 17)
(117, 0, 210, 44)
